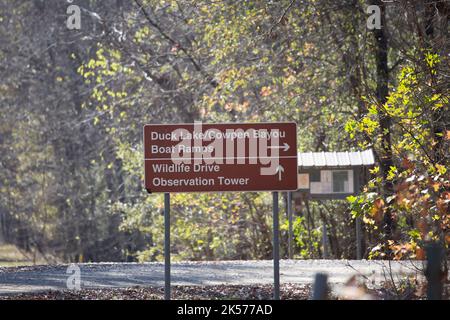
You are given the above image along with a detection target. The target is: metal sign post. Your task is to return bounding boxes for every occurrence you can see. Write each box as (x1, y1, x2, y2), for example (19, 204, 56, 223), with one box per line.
(273, 191, 280, 300)
(287, 191, 293, 259)
(356, 216, 362, 260)
(322, 220, 329, 259)
(164, 193, 171, 300)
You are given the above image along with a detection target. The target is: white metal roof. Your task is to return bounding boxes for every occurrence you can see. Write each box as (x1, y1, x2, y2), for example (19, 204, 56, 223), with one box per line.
(298, 149, 375, 168)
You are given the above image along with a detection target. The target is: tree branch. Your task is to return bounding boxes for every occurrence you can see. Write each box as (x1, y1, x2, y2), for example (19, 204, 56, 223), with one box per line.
(133, 0, 218, 88)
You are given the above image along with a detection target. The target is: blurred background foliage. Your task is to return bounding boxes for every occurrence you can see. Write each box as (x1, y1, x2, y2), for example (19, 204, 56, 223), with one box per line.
(0, 0, 448, 264)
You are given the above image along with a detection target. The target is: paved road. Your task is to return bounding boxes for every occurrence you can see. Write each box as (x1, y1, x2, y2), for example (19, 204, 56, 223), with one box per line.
(0, 260, 425, 295)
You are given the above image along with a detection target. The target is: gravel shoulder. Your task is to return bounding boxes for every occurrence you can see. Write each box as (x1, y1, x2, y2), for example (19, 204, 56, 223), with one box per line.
(0, 260, 425, 296)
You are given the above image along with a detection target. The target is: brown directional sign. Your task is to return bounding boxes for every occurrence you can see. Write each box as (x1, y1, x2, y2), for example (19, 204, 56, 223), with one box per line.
(144, 122, 297, 193)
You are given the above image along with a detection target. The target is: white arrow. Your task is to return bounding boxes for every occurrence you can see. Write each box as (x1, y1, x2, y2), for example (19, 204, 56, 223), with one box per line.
(275, 165, 285, 181)
(268, 143, 290, 152)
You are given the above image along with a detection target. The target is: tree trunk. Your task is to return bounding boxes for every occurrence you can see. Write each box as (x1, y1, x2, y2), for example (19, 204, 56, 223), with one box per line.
(425, 1, 448, 165)
(371, 0, 394, 238)
(0, 210, 4, 244)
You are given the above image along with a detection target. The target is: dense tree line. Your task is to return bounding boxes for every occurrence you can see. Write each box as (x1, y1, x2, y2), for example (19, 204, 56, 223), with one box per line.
(0, 0, 448, 263)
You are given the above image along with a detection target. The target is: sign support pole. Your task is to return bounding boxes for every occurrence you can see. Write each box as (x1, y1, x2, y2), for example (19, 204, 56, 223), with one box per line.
(287, 192, 293, 259)
(356, 216, 362, 260)
(322, 220, 329, 259)
(273, 191, 280, 300)
(164, 192, 171, 300)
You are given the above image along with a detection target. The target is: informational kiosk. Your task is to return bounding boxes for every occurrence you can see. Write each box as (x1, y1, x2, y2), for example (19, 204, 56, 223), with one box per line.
(291, 150, 375, 259)
(295, 150, 375, 200)
(144, 122, 298, 299)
